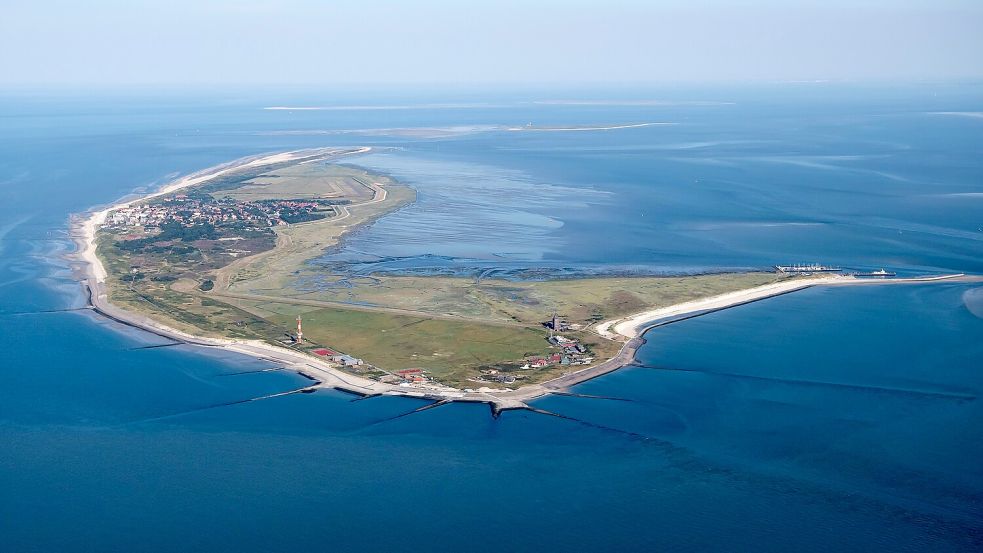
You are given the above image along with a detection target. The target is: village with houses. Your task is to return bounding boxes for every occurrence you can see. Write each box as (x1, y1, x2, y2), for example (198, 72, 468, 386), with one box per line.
(470, 313, 595, 386)
(106, 193, 343, 233)
(93, 156, 626, 393)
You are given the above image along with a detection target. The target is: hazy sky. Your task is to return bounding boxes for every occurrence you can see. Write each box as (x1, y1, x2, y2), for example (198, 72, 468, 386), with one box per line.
(2, 0, 981, 86)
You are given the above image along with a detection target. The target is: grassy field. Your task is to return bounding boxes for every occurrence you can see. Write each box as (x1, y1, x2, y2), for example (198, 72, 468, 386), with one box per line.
(261, 305, 561, 387)
(269, 271, 788, 326)
(104, 276, 286, 341)
(218, 163, 377, 202)
(94, 156, 413, 345)
(94, 153, 793, 389)
(219, 173, 414, 295)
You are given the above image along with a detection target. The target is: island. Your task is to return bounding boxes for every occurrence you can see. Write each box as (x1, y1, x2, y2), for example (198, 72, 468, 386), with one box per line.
(70, 148, 975, 413)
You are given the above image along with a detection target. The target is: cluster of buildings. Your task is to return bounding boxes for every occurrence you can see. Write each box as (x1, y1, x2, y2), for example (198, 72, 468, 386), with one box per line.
(525, 334, 593, 369)
(374, 368, 434, 385)
(298, 318, 434, 386)
(394, 368, 431, 385)
(108, 205, 173, 228)
(476, 369, 517, 384)
(311, 347, 363, 367)
(544, 312, 583, 333)
(106, 195, 333, 231)
(474, 324, 595, 386)
(293, 310, 595, 390)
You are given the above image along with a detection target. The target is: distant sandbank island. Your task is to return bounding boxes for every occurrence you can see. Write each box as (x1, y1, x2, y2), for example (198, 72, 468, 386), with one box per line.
(69, 149, 975, 412)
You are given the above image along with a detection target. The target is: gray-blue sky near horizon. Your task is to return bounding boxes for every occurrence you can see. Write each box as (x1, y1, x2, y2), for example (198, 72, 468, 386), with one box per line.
(1, 0, 981, 86)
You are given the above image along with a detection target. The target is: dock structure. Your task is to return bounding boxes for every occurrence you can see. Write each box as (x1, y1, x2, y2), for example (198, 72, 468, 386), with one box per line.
(775, 263, 841, 273)
(77, 258, 979, 417)
(853, 269, 897, 277)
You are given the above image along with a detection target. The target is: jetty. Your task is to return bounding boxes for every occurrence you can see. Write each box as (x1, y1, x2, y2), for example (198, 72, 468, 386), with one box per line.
(67, 149, 982, 415)
(775, 263, 841, 273)
(76, 268, 981, 414)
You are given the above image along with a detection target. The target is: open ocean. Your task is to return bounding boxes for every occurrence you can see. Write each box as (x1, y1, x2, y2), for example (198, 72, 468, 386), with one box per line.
(1, 84, 982, 552)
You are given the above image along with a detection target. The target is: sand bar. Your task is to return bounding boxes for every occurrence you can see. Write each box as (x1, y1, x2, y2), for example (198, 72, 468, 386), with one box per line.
(69, 150, 979, 411)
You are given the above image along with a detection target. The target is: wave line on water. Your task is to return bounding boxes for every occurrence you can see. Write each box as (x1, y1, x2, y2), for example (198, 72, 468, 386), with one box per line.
(351, 400, 445, 429)
(547, 391, 637, 402)
(523, 406, 656, 441)
(129, 342, 184, 351)
(1, 306, 93, 316)
(120, 385, 317, 426)
(637, 365, 977, 401)
(214, 367, 286, 377)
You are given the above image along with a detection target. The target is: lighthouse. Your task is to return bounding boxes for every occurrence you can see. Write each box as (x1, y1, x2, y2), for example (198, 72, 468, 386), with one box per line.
(295, 315, 303, 344)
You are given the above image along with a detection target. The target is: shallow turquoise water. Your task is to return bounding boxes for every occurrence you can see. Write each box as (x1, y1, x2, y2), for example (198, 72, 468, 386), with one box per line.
(1, 85, 981, 551)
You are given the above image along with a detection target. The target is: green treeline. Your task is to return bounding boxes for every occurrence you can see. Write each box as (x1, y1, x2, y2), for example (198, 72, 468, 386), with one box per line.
(115, 221, 218, 252)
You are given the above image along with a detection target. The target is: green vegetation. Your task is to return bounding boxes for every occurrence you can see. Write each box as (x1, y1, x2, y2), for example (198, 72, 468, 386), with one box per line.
(95, 151, 791, 389)
(264, 272, 787, 327)
(263, 306, 578, 387)
(217, 163, 376, 203)
(115, 220, 220, 252)
(104, 277, 283, 341)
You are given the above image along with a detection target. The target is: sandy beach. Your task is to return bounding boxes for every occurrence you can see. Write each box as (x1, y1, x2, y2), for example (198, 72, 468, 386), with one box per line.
(595, 272, 977, 341)
(76, 147, 370, 285)
(69, 149, 977, 411)
(68, 148, 424, 400)
(595, 276, 842, 340)
(69, 148, 533, 412)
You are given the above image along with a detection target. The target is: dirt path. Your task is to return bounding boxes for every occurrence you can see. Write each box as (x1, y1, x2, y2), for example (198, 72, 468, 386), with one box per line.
(212, 289, 533, 327)
(212, 177, 388, 294)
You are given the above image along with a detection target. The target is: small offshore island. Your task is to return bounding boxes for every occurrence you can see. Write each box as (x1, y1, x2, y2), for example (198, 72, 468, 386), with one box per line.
(70, 148, 975, 412)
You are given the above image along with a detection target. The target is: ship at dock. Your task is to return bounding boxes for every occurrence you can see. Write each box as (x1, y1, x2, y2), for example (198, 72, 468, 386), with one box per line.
(853, 269, 897, 277)
(775, 263, 842, 274)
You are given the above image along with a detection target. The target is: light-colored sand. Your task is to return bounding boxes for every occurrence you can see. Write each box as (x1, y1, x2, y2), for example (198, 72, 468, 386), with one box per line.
(85, 278, 394, 394)
(76, 147, 369, 285)
(69, 148, 501, 407)
(594, 277, 836, 339)
(506, 122, 672, 132)
(70, 148, 978, 409)
(595, 273, 976, 340)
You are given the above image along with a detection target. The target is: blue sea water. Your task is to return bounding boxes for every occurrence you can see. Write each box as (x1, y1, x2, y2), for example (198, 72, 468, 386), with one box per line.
(1, 84, 982, 552)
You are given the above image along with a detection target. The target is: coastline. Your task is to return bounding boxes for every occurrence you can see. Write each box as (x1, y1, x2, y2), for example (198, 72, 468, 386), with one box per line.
(522, 272, 979, 400)
(68, 150, 981, 414)
(599, 272, 979, 339)
(596, 276, 841, 340)
(74, 147, 370, 285)
(69, 148, 417, 397)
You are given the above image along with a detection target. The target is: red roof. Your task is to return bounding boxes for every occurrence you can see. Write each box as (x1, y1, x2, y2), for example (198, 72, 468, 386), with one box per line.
(397, 369, 423, 375)
(313, 348, 337, 356)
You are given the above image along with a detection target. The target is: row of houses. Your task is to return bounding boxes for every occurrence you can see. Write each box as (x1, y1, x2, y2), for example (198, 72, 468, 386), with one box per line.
(312, 347, 362, 367)
(106, 196, 331, 233)
(476, 369, 517, 384)
(524, 335, 593, 369)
